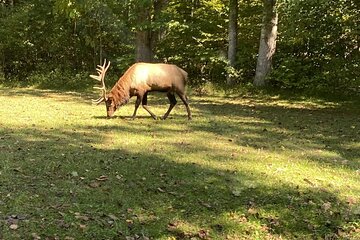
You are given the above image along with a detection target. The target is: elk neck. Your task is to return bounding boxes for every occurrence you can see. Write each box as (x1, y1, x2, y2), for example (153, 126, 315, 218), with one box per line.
(109, 76, 131, 107)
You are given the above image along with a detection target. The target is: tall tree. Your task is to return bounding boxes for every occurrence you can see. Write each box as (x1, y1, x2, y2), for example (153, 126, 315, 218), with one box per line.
(135, 0, 152, 62)
(253, 0, 278, 87)
(227, 0, 238, 85)
(135, 0, 168, 62)
(1, 0, 15, 79)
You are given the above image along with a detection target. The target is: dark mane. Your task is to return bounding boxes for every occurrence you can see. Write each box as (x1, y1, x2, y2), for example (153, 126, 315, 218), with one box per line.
(109, 74, 131, 107)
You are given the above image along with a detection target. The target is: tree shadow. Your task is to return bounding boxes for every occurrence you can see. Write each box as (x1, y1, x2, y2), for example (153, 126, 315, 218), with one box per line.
(0, 122, 358, 239)
(1, 88, 359, 239)
(190, 97, 360, 170)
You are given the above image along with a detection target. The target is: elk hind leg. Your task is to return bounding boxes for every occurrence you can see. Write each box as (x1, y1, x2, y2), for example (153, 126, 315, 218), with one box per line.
(162, 92, 177, 120)
(177, 92, 192, 120)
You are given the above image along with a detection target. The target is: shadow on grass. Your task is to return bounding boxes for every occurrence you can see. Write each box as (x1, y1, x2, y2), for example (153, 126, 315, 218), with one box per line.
(1, 87, 359, 239)
(191, 97, 360, 170)
(0, 122, 358, 239)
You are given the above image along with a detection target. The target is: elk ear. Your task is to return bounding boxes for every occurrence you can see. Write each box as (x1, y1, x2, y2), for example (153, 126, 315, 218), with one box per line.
(106, 94, 113, 101)
(104, 96, 113, 104)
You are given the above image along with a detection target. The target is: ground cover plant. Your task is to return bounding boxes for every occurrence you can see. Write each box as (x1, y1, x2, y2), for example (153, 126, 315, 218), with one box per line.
(0, 87, 359, 239)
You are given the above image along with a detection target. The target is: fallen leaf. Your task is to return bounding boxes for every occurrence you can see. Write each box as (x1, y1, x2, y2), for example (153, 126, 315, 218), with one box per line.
(247, 208, 258, 215)
(307, 223, 315, 231)
(304, 200, 312, 206)
(303, 178, 315, 186)
(96, 175, 108, 181)
(322, 202, 332, 212)
(351, 205, 360, 215)
(58, 211, 65, 217)
(9, 224, 18, 230)
(267, 217, 280, 227)
(167, 222, 180, 232)
(341, 160, 349, 165)
(31, 233, 41, 240)
(108, 214, 118, 221)
(74, 212, 90, 221)
(264, 226, 274, 234)
(198, 229, 209, 239)
(89, 181, 100, 188)
(232, 189, 241, 197)
(79, 224, 87, 230)
(199, 200, 212, 209)
(57, 219, 70, 229)
(243, 180, 257, 189)
(346, 197, 357, 205)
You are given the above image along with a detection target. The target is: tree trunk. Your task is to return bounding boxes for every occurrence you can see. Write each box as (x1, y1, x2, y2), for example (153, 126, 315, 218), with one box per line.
(2, 0, 15, 80)
(227, 0, 238, 85)
(136, 30, 153, 62)
(135, 0, 152, 62)
(253, 0, 278, 87)
(150, 0, 168, 60)
(135, 0, 168, 63)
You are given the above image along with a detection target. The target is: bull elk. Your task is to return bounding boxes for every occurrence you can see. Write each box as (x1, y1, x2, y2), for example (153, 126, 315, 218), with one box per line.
(90, 60, 192, 120)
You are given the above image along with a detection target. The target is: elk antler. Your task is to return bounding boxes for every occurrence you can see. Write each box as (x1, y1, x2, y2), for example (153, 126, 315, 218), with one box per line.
(90, 59, 111, 104)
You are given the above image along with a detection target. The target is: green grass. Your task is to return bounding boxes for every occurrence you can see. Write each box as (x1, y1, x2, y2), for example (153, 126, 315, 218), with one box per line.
(0, 87, 359, 239)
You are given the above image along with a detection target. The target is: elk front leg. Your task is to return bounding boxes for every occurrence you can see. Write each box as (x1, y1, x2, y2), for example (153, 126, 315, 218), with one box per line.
(132, 96, 141, 120)
(141, 92, 157, 120)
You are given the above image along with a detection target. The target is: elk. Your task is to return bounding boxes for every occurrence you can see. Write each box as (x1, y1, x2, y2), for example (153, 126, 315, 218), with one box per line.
(91, 60, 192, 120)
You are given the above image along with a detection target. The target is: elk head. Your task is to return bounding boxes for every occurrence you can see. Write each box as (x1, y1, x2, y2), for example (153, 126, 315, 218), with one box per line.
(90, 60, 116, 117)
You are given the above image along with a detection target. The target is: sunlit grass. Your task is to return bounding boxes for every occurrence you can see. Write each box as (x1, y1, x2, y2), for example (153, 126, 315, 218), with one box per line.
(0, 87, 359, 239)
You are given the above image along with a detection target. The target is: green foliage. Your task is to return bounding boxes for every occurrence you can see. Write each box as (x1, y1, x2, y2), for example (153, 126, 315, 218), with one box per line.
(0, 0, 359, 95)
(156, 0, 227, 86)
(0, 0, 134, 86)
(271, 0, 360, 94)
(156, 0, 262, 87)
(31, 70, 93, 90)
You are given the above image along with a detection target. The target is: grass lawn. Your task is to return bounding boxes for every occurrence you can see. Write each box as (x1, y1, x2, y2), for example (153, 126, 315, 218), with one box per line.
(0, 87, 359, 239)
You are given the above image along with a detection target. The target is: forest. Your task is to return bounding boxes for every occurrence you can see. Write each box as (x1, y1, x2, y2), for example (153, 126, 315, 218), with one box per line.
(1, 0, 359, 95)
(1, 1, 360, 239)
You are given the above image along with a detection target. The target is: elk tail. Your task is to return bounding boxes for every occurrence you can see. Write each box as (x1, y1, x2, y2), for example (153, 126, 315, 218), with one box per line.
(179, 68, 188, 84)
